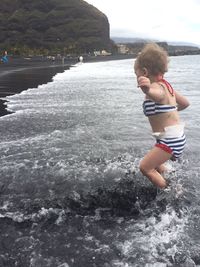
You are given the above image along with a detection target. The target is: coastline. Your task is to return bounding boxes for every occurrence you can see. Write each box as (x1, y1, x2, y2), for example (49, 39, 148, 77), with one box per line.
(0, 57, 77, 117)
(0, 52, 199, 117)
(0, 54, 135, 117)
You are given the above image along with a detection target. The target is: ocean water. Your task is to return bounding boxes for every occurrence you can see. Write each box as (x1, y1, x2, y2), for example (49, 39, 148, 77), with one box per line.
(0, 55, 200, 267)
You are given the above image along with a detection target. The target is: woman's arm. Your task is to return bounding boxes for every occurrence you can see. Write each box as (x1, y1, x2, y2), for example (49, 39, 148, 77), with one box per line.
(174, 90, 190, 111)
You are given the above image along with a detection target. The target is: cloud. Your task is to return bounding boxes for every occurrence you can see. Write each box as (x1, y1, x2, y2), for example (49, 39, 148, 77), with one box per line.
(85, 0, 200, 45)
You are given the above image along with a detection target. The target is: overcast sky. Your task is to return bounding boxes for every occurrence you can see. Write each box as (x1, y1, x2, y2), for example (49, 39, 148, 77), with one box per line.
(85, 0, 200, 46)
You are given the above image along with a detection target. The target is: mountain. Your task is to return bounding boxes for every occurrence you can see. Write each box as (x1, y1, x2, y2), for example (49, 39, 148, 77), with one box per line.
(112, 37, 200, 56)
(112, 37, 200, 48)
(0, 0, 111, 55)
(168, 41, 200, 48)
(111, 37, 157, 44)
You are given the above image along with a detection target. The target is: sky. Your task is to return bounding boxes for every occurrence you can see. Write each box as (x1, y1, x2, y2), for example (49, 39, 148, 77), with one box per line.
(85, 0, 200, 46)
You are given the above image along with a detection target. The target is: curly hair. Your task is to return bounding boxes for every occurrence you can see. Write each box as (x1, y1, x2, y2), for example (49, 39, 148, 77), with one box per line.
(135, 43, 169, 76)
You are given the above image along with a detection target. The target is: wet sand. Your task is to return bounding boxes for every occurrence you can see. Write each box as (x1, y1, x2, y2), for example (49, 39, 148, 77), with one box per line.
(0, 56, 77, 117)
(0, 54, 134, 117)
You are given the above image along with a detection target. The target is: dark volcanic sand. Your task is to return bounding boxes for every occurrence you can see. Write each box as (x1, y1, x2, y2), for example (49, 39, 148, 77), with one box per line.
(0, 57, 76, 117)
(0, 54, 134, 117)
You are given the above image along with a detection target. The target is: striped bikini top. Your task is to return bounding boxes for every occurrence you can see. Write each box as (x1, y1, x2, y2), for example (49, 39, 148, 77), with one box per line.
(143, 79, 177, 117)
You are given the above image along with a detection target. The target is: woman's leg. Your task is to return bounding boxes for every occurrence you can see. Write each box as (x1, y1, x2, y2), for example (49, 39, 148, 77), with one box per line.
(139, 146, 172, 188)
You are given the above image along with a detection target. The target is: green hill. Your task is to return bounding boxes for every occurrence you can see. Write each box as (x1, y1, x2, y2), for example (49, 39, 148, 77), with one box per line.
(0, 0, 111, 55)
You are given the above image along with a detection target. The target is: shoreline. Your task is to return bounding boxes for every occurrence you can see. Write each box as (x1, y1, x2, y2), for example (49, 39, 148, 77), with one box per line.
(0, 54, 135, 117)
(1, 52, 196, 118)
(0, 57, 76, 117)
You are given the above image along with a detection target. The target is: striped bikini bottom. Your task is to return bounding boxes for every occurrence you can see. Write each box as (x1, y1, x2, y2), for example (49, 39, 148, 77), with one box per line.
(152, 123, 186, 159)
(155, 134, 186, 159)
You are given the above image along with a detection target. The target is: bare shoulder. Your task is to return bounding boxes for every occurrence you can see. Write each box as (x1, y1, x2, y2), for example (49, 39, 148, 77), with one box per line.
(152, 82, 165, 93)
(154, 81, 167, 95)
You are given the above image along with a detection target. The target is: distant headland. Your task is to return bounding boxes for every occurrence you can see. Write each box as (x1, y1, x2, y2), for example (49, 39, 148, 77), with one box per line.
(112, 37, 200, 57)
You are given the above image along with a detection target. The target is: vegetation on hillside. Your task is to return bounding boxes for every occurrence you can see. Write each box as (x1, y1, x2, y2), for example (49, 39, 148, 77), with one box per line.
(0, 0, 111, 55)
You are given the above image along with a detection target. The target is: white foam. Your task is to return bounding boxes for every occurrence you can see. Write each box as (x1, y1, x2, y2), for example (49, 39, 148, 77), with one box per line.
(115, 205, 188, 265)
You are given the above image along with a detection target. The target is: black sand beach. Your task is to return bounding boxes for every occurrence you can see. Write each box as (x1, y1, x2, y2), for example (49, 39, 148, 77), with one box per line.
(0, 54, 134, 117)
(0, 56, 77, 117)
